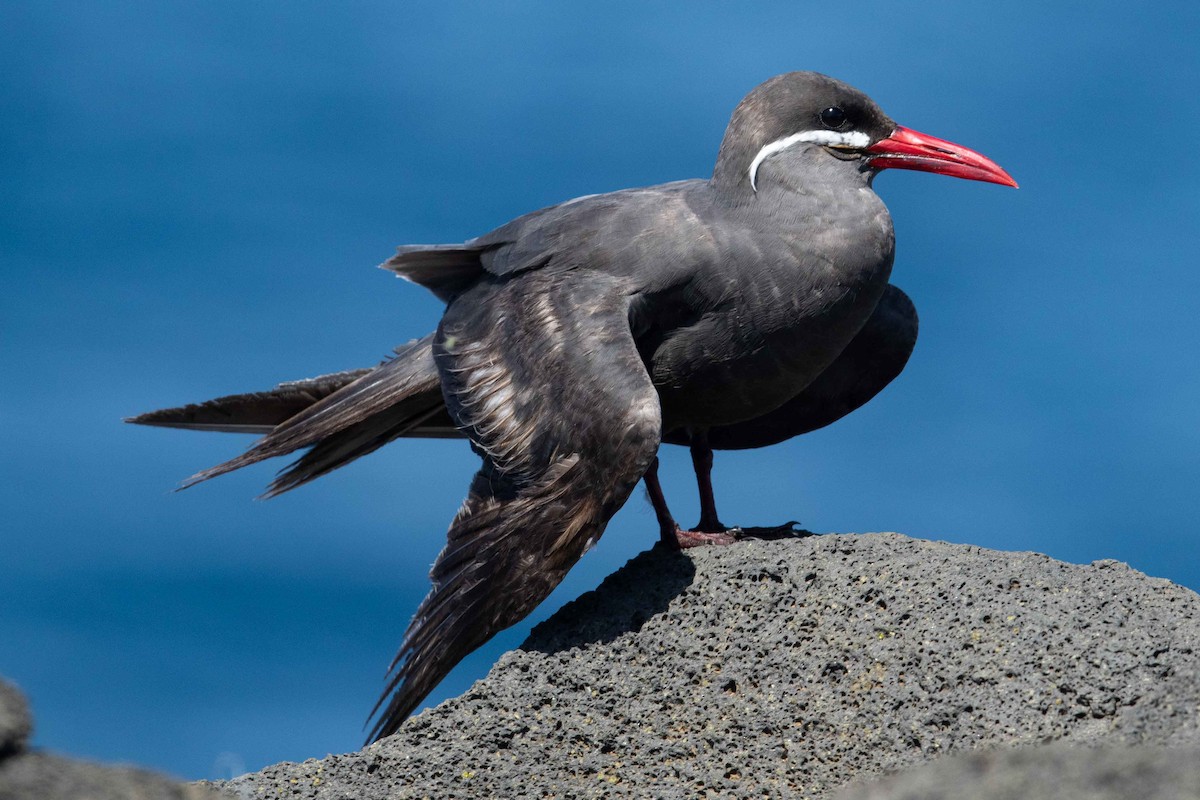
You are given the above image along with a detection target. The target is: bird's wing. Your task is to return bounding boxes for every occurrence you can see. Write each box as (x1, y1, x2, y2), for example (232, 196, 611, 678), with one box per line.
(125, 369, 372, 434)
(367, 271, 661, 741)
(381, 180, 709, 300)
(379, 244, 489, 302)
(668, 284, 919, 450)
(471, 180, 707, 279)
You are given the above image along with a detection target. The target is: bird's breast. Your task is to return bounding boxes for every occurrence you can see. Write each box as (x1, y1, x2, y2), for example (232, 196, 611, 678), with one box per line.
(646, 196, 895, 432)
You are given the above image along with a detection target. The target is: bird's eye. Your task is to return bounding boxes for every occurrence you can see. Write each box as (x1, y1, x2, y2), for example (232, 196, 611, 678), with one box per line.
(820, 106, 848, 129)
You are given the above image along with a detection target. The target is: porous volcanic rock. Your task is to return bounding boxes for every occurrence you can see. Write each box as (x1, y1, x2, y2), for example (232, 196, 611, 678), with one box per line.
(834, 743, 1200, 800)
(219, 533, 1200, 799)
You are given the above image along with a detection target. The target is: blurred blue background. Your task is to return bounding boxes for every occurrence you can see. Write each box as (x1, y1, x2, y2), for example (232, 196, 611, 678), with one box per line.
(3, 0, 1198, 781)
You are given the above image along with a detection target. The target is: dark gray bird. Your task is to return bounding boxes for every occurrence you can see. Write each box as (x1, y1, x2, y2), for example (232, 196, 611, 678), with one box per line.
(127, 72, 1015, 741)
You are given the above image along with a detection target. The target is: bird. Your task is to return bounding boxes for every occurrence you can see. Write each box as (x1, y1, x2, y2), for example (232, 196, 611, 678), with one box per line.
(133, 282, 918, 547)
(127, 71, 1015, 742)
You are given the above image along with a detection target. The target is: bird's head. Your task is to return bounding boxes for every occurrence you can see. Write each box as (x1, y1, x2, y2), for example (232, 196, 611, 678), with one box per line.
(714, 72, 1017, 195)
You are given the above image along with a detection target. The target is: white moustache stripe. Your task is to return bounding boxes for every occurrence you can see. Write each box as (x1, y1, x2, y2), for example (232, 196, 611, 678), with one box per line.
(748, 129, 872, 191)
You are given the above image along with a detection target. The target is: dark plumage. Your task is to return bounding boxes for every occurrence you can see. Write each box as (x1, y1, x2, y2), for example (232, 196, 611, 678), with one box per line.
(127, 71, 1014, 741)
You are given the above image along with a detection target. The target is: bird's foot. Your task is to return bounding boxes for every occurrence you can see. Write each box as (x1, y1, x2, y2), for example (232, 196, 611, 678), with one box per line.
(672, 526, 740, 548)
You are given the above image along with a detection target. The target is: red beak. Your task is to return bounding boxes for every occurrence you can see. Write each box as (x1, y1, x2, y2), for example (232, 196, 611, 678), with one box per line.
(867, 126, 1018, 188)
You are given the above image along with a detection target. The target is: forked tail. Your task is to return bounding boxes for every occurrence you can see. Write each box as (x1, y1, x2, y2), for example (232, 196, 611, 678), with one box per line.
(125, 335, 459, 495)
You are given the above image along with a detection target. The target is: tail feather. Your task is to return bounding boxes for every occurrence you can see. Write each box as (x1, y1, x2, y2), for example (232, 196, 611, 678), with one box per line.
(263, 397, 448, 497)
(124, 369, 370, 434)
(176, 335, 450, 492)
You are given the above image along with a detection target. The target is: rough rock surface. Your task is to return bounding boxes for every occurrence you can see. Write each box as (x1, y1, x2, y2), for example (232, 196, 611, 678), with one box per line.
(219, 533, 1200, 799)
(0, 678, 227, 800)
(835, 743, 1200, 800)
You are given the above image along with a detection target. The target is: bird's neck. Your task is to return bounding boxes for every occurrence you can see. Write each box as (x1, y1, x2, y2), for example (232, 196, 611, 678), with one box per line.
(710, 145, 897, 305)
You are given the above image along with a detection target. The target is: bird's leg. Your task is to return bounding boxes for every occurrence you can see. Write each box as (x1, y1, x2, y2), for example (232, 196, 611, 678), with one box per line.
(689, 429, 728, 533)
(690, 429, 810, 542)
(644, 457, 736, 549)
(644, 457, 682, 547)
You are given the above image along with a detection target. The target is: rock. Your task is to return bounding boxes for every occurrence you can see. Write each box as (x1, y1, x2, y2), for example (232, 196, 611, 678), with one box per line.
(0, 752, 227, 800)
(0, 679, 229, 800)
(219, 533, 1200, 799)
(835, 743, 1200, 800)
(0, 681, 33, 758)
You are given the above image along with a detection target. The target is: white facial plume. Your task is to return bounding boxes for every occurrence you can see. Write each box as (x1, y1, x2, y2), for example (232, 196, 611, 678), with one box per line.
(749, 129, 871, 191)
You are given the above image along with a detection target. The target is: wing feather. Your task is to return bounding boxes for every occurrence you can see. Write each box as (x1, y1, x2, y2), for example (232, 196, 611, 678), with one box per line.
(367, 271, 661, 741)
(380, 244, 489, 302)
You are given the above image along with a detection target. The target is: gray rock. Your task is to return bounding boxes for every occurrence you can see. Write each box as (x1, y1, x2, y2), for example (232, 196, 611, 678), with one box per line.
(0, 679, 229, 800)
(219, 533, 1200, 799)
(0, 681, 32, 758)
(835, 743, 1200, 800)
(0, 752, 226, 800)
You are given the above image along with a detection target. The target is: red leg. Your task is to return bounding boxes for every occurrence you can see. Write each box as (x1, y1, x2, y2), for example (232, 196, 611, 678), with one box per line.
(689, 429, 728, 533)
(644, 457, 736, 548)
(644, 457, 682, 548)
(686, 429, 809, 543)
